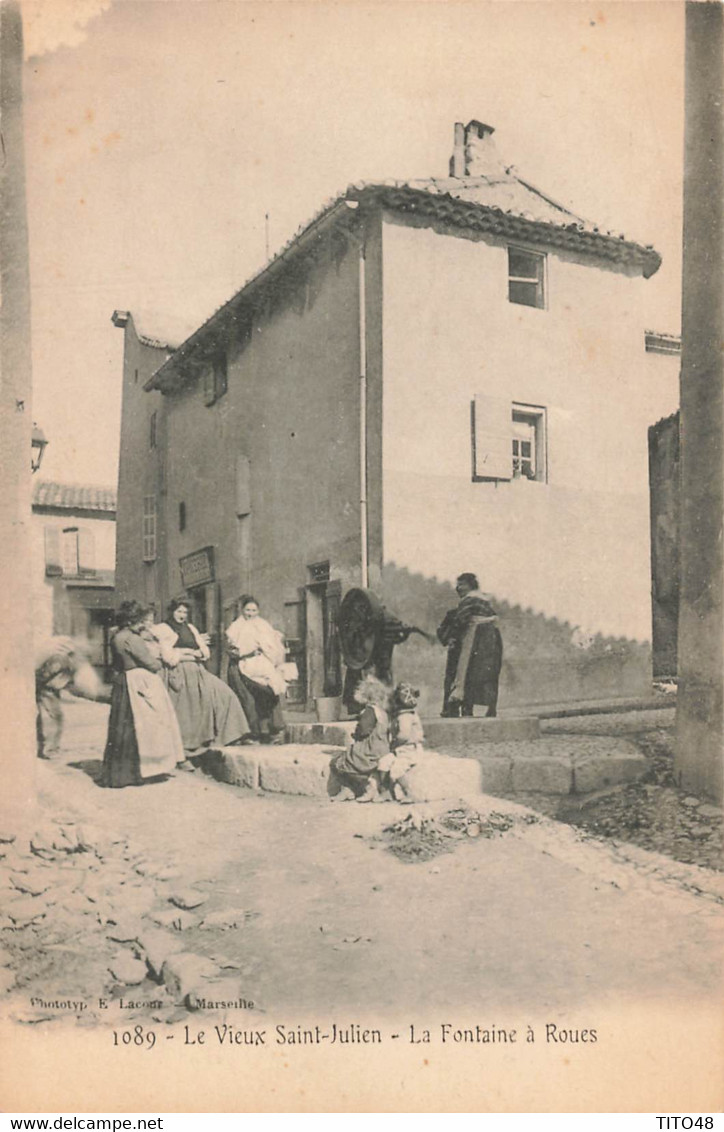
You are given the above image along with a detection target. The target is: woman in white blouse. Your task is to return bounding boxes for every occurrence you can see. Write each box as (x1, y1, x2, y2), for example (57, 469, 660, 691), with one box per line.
(151, 598, 250, 756)
(226, 595, 287, 743)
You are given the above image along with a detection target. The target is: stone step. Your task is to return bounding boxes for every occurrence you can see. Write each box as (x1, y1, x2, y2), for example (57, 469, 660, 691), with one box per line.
(285, 715, 541, 749)
(199, 743, 483, 802)
(197, 734, 647, 800)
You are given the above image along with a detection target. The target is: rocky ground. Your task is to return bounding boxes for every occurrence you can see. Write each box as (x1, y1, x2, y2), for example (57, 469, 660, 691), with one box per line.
(0, 813, 254, 1029)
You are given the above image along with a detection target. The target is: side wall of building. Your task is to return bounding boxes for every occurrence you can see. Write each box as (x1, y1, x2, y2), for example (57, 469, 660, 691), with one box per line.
(649, 411, 680, 678)
(114, 321, 168, 609)
(157, 226, 368, 681)
(379, 216, 679, 713)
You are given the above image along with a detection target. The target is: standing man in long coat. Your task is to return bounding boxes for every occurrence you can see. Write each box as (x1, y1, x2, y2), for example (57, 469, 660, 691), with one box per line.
(437, 573, 503, 718)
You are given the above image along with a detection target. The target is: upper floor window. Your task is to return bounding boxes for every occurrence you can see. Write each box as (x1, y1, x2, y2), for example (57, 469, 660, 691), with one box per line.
(150, 411, 157, 449)
(44, 525, 96, 577)
(179, 501, 187, 532)
(512, 407, 546, 480)
(203, 353, 228, 406)
(142, 495, 157, 562)
(472, 395, 547, 482)
(508, 246, 546, 309)
(61, 527, 80, 575)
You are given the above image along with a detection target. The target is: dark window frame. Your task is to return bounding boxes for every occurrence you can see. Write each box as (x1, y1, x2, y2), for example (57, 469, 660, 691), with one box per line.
(203, 352, 228, 406)
(508, 245, 546, 309)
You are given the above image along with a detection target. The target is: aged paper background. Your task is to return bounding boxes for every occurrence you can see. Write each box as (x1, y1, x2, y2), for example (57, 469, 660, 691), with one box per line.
(2, 0, 722, 1114)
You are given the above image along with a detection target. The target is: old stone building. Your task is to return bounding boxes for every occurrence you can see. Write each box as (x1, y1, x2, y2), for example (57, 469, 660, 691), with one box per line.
(114, 121, 679, 714)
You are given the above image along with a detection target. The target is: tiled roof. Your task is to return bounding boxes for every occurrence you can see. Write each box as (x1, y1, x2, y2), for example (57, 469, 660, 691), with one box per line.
(33, 481, 117, 514)
(361, 172, 591, 229)
(351, 183, 661, 275)
(147, 173, 661, 392)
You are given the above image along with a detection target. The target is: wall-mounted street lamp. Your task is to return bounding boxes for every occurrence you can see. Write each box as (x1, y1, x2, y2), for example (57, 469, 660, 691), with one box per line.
(31, 424, 48, 473)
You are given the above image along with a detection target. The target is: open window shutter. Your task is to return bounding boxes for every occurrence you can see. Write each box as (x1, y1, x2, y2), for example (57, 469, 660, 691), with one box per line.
(473, 394, 512, 480)
(78, 527, 96, 574)
(44, 527, 62, 576)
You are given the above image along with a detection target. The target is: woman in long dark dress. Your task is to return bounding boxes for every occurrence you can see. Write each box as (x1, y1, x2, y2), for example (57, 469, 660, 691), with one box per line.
(152, 599, 250, 755)
(437, 572, 503, 718)
(102, 601, 183, 788)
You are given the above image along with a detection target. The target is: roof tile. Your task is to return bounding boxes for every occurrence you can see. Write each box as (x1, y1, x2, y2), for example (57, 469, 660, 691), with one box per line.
(32, 482, 117, 513)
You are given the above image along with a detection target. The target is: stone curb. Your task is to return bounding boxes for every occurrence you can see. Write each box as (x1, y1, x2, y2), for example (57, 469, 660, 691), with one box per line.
(199, 740, 648, 800)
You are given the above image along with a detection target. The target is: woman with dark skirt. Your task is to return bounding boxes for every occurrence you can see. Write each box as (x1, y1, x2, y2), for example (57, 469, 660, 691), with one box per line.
(151, 599, 250, 756)
(102, 600, 183, 788)
(225, 595, 287, 743)
(437, 573, 503, 718)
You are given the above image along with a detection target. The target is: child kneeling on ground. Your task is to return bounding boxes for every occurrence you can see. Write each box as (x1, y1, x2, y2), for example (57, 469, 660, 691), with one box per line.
(331, 674, 390, 803)
(378, 681, 424, 802)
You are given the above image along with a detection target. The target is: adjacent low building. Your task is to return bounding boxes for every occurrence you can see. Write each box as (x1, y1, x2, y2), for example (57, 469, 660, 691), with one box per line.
(32, 480, 117, 680)
(114, 120, 679, 714)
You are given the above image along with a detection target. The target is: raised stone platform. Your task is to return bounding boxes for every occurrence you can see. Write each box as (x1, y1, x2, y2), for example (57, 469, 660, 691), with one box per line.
(197, 744, 484, 803)
(198, 731, 647, 801)
(285, 715, 540, 749)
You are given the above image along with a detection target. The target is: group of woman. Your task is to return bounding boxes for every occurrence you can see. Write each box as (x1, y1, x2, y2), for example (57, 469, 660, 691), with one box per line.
(102, 595, 288, 789)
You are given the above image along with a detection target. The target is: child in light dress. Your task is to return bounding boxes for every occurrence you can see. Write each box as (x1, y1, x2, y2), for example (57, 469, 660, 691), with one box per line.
(378, 682, 424, 802)
(331, 674, 391, 803)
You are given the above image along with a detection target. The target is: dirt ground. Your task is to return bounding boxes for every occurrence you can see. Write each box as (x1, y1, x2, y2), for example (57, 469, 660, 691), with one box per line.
(1, 697, 722, 1041)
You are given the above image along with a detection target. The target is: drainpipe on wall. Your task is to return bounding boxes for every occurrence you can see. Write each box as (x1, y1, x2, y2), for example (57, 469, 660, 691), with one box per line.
(358, 241, 369, 589)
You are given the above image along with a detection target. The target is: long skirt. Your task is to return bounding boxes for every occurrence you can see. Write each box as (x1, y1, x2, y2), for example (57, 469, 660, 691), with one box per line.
(443, 623, 503, 715)
(166, 662, 249, 753)
(103, 669, 182, 788)
(227, 665, 284, 739)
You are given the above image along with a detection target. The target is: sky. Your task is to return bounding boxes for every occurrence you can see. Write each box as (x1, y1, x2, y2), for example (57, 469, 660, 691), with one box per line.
(22, 0, 685, 487)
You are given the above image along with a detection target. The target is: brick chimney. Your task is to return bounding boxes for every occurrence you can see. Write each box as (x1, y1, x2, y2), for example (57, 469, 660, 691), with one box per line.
(449, 120, 509, 179)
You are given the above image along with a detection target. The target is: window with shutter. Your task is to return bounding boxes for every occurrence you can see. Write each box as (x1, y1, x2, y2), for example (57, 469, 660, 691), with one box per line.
(512, 404, 547, 481)
(202, 366, 216, 406)
(235, 455, 252, 516)
(508, 246, 546, 309)
(142, 495, 157, 562)
(61, 528, 79, 575)
(472, 395, 514, 481)
(78, 527, 96, 575)
(202, 353, 228, 406)
(213, 354, 228, 400)
(44, 527, 63, 576)
(472, 398, 548, 482)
